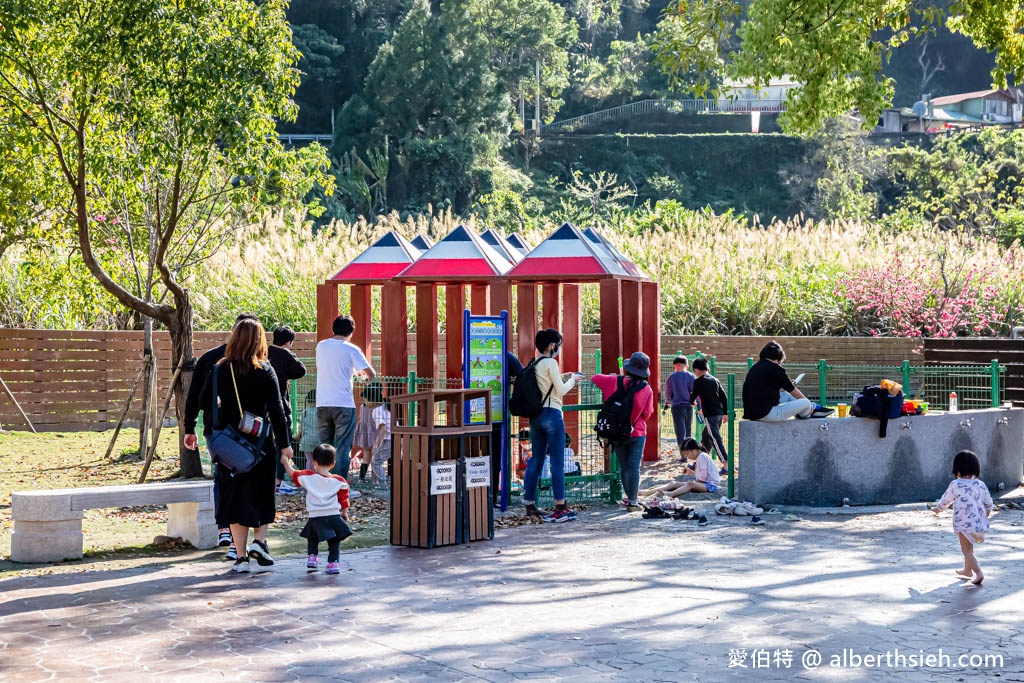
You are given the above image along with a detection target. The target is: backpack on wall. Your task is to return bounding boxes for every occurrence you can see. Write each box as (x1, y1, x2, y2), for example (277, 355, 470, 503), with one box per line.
(595, 376, 647, 445)
(851, 385, 904, 438)
(508, 359, 554, 418)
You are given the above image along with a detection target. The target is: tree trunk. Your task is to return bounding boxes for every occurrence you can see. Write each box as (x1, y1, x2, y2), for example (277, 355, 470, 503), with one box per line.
(167, 292, 200, 478)
(139, 316, 154, 455)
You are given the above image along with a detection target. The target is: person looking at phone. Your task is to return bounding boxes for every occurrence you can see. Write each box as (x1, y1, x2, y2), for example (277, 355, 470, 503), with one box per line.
(522, 328, 583, 523)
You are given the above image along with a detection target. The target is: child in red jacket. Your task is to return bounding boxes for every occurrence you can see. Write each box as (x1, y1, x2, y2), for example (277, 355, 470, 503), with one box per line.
(281, 444, 351, 574)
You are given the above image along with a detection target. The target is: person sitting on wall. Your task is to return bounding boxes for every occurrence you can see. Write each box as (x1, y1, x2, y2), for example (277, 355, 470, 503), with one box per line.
(742, 341, 831, 421)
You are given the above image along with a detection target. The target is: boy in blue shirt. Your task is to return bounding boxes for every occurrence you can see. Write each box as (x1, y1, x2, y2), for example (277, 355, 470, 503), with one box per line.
(663, 356, 696, 453)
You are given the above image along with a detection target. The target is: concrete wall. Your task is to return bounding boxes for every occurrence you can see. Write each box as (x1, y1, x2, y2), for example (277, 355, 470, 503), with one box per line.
(737, 407, 1024, 506)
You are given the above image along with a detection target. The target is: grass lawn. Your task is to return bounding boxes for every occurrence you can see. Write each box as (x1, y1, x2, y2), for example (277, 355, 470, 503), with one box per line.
(0, 427, 391, 578)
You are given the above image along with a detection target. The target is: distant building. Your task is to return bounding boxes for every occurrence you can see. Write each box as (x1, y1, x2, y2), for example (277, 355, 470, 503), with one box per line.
(717, 76, 799, 112)
(875, 88, 1023, 134)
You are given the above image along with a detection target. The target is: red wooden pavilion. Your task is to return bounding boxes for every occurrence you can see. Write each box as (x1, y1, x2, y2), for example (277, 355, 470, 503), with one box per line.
(316, 222, 660, 460)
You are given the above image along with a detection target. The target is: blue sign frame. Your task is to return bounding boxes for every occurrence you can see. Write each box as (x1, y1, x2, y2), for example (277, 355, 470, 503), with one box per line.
(463, 310, 511, 510)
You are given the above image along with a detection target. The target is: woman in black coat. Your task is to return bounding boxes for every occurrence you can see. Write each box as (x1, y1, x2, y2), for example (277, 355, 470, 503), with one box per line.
(200, 318, 293, 573)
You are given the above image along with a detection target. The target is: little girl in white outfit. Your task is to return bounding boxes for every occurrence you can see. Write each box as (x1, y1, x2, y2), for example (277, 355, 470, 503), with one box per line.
(934, 450, 993, 585)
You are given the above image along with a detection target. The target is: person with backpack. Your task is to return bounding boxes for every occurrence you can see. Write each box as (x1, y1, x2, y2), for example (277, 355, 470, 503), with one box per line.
(590, 352, 655, 512)
(512, 328, 583, 523)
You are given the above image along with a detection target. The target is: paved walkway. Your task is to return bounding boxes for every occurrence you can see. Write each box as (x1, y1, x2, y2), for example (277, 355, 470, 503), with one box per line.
(2, 504, 1023, 682)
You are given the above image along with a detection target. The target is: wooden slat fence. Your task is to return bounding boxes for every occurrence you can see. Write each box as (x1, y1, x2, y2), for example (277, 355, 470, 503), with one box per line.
(0, 329, 918, 431)
(924, 338, 1024, 406)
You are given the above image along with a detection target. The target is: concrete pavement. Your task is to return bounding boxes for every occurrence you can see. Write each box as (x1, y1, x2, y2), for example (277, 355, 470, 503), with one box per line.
(1, 504, 1022, 682)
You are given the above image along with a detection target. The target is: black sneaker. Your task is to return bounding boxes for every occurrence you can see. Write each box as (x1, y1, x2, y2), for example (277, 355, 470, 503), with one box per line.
(697, 515, 711, 527)
(224, 544, 238, 561)
(248, 539, 275, 566)
(218, 530, 232, 547)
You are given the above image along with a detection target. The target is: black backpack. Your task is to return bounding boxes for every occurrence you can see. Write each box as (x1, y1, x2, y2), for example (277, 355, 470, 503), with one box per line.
(509, 358, 554, 418)
(851, 385, 904, 438)
(595, 376, 647, 445)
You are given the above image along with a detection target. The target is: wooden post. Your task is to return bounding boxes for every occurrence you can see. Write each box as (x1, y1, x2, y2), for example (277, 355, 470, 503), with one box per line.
(416, 284, 439, 380)
(351, 283, 373, 359)
(445, 284, 466, 380)
(599, 279, 622, 373)
(470, 284, 490, 315)
(541, 283, 561, 333)
(489, 281, 511, 318)
(381, 282, 408, 378)
(641, 281, 661, 462)
(562, 283, 582, 450)
(516, 283, 538, 362)
(316, 282, 339, 342)
(621, 280, 642, 358)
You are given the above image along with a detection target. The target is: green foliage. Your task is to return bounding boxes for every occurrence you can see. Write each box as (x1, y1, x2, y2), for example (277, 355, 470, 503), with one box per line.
(654, 0, 1024, 133)
(884, 129, 1024, 238)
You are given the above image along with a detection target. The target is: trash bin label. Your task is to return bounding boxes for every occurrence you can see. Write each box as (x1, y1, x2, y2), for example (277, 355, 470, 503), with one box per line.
(466, 456, 490, 488)
(430, 462, 457, 495)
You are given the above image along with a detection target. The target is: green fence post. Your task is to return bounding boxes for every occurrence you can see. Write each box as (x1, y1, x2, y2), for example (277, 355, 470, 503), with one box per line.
(991, 360, 1000, 407)
(747, 357, 754, 371)
(901, 360, 911, 395)
(408, 371, 417, 394)
(709, 355, 717, 376)
(594, 349, 601, 373)
(290, 381, 298, 435)
(818, 359, 827, 406)
(727, 373, 736, 499)
(618, 356, 624, 373)
(608, 448, 622, 503)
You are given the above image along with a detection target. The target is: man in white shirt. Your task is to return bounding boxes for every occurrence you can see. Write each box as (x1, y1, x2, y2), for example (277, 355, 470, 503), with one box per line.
(316, 315, 377, 479)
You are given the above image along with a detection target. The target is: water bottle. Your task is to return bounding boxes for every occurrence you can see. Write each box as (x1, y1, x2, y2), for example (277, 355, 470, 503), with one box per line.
(949, 392, 958, 413)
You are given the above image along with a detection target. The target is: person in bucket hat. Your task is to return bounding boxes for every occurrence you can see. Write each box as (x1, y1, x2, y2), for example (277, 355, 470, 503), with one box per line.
(590, 352, 655, 511)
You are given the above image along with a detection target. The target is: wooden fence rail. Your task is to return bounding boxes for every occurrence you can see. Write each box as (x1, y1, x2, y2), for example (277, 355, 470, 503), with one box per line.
(0, 329, 918, 432)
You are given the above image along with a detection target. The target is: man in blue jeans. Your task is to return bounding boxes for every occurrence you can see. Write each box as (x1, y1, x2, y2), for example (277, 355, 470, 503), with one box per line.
(315, 315, 376, 483)
(663, 356, 696, 453)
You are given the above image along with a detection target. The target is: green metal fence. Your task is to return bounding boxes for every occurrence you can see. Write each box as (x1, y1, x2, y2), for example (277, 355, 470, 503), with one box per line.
(286, 362, 620, 506)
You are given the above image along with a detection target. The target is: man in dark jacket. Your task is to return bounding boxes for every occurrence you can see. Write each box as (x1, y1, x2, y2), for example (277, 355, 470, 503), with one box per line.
(268, 326, 306, 492)
(691, 358, 728, 468)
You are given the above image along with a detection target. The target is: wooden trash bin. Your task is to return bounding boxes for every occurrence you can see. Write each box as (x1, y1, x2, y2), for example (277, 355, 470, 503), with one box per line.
(390, 388, 494, 548)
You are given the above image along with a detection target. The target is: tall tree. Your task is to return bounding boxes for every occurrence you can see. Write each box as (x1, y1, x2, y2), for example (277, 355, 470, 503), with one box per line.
(654, 0, 1024, 132)
(0, 0, 331, 475)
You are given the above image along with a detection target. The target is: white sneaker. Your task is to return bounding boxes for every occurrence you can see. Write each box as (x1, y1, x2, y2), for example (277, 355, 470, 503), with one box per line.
(349, 490, 362, 500)
(736, 502, 763, 516)
(233, 559, 250, 573)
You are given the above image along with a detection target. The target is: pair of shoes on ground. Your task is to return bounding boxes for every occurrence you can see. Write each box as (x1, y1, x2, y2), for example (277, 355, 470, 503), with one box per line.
(642, 505, 708, 525)
(306, 555, 340, 574)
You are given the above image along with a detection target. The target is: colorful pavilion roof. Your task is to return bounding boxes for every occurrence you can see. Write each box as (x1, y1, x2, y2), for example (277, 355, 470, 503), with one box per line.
(505, 233, 531, 258)
(505, 222, 629, 280)
(330, 231, 422, 283)
(480, 229, 523, 264)
(410, 234, 434, 251)
(582, 227, 643, 277)
(397, 224, 512, 280)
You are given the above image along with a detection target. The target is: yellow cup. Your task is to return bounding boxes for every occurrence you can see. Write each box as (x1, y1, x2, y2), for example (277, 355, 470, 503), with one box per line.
(837, 403, 849, 418)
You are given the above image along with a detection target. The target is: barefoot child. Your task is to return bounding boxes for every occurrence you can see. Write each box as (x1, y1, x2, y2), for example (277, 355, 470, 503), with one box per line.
(639, 438, 720, 499)
(281, 444, 352, 575)
(934, 450, 993, 585)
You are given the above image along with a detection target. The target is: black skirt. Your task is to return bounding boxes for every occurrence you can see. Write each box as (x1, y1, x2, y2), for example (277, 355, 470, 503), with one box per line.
(215, 437, 276, 528)
(300, 514, 353, 543)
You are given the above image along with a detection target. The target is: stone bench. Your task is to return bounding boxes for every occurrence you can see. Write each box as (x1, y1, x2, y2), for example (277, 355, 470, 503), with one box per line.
(11, 480, 217, 563)
(737, 407, 1024, 507)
